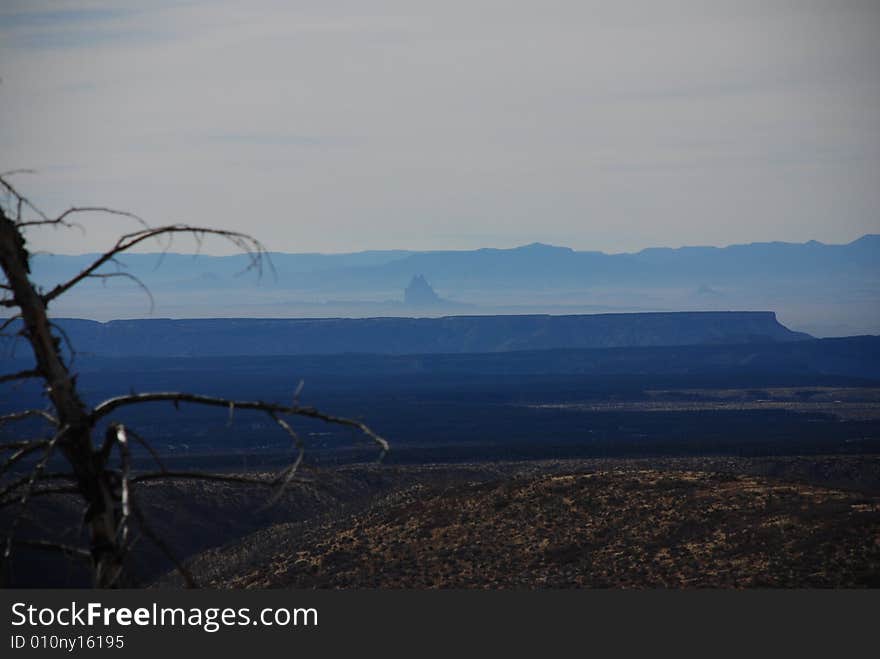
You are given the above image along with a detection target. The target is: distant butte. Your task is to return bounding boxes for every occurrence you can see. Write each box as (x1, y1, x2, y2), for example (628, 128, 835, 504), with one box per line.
(404, 274, 443, 306)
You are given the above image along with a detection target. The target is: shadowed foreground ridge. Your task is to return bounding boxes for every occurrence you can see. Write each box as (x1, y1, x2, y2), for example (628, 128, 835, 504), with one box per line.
(186, 465, 879, 589)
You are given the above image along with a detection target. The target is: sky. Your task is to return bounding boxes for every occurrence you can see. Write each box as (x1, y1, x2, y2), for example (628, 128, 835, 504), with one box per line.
(1, 0, 879, 255)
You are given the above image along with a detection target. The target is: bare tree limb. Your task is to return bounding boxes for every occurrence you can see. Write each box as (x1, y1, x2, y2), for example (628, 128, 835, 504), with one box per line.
(0, 471, 78, 504)
(0, 486, 80, 510)
(18, 206, 149, 232)
(0, 175, 49, 224)
(43, 225, 270, 303)
(0, 368, 40, 385)
(83, 272, 155, 312)
(2, 428, 64, 561)
(12, 539, 91, 561)
(92, 392, 390, 455)
(0, 169, 37, 179)
(130, 496, 196, 588)
(124, 426, 168, 473)
(0, 439, 50, 480)
(0, 314, 21, 331)
(1, 439, 49, 451)
(264, 413, 305, 507)
(0, 409, 58, 428)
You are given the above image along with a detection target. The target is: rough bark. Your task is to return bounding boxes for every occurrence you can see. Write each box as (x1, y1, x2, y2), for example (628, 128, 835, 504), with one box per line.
(0, 207, 126, 586)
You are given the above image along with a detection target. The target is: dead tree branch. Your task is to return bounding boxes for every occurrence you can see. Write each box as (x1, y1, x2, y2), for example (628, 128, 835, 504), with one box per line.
(12, 538, 91, 561)
(91, 392, 390, 455)
(82, 272, 156, 311)
(130, 495, 196, 588)
(0, 471, 78, 504)
(0, 439, 50, 480)
(0, 368, 40, 385)
(0, 486, 80, 510)
(42, 225, 269, 303)
(0, 409, 58, 428)
(18, 206, 148, 232)
(1, 428, 63, 561)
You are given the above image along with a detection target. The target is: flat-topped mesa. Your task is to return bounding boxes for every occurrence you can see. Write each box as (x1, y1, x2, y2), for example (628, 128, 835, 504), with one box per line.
(43, 311, 812, 358)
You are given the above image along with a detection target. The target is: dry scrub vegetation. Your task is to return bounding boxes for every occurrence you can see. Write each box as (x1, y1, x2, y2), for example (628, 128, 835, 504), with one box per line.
(171, 458, 880, 589)
(8, 456, 879, 588)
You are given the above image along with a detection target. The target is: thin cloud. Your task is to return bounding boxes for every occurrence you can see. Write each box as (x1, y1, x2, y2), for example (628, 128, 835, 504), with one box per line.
(205, 134, 355, 147)
(1, 0, 878, 255)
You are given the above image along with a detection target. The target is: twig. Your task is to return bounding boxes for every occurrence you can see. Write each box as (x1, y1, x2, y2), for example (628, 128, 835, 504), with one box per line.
(43, 225, 269, 303)
(18, 206, 149, 233)
(0, 409, 57, 428)
(124, 426, 167, 473)
(0, 471, 77, 504)
(0, 169, 37, 178)
(1, 439, 49, 451)
(0, 175, 49, 224)
(130, 497, 197, 588)
(84, 272, 155, 312)
(0, 368, 40, 385)
(264, 413, 304, 507)
(2, 428, 64, 561)
(0, 486, 79, 510)
(12, 539, 90, 561)
(0, 314, 21, 331)
(0, 439, 50, 480)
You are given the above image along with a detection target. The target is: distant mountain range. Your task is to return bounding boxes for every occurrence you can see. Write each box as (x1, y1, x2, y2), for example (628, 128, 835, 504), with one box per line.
(18, 235, 880, 336)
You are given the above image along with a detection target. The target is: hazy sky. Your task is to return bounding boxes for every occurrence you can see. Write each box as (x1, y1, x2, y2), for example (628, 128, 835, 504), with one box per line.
(1, 0, 879, 254)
